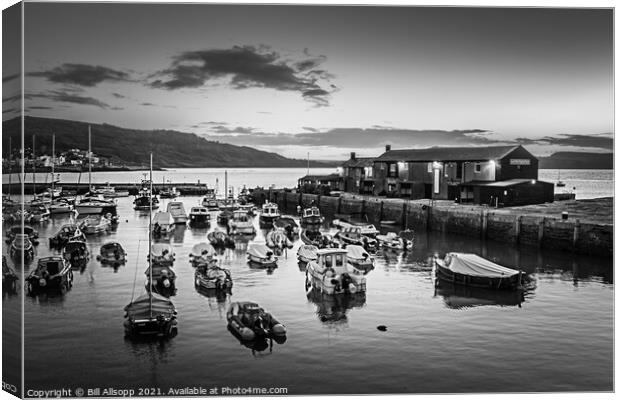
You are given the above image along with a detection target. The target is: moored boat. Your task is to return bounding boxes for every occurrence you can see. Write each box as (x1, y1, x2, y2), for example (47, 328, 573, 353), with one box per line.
(300, 206, 324, 226)
(265, 228, 293, 255)
(145, 263, 177, 296)
(297, 244, 319, 268)
(152, 211, 175, 236)
(63, 239, 90, 270)
(228, 210, 256, 235)
(189, 243, 217, 268)
(300, 229, 336, 249)
(226, 301, 286, 341)
(96, 242, 127, 265)
(217, 210, 234, 226)
(10, 234, 35, 261)
(124, 292, 178, 338)
(335, 226, 378, 253)
(246, 242, 278, 268)
(332, 218, 379, 237)
(305, 248, 367, 295)
(258, 202, 280, 228)
(166, 201, 188, 224)
(434, 252, 527, 291)
(5, 225, 39, 245)
(2, 256, 18, 291)
(189, 206, 211, 227)
(376, 231, 414, 250)
(273, 216, 300, 238)
(25, 256, 73, 295)
(79, 215, 111, 235)
(194, 264, 232, 291)
(345, 245, 375, 273)
(49, 224, 84, 248)
(148, 243, 175, 267)
(207, 229, 235, 249)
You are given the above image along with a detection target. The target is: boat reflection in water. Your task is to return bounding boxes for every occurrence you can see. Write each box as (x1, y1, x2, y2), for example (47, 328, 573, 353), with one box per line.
(306, 287, 366, 324)
(194, 284, 231, 304)
(227, 325, 287, 357)
(433, 280, 530, 309)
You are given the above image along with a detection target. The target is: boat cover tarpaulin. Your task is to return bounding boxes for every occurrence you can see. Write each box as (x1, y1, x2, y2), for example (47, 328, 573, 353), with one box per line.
(152, 212, 174, 225)
(125, 292, 175, 317)
(297, 245, 319, 260)
(151, 243, 173, 255)
(191, 243, 215, 257)
(444, 253, 519, 278)
(347, 245, 370, 261)
(247, 243, 273, 259)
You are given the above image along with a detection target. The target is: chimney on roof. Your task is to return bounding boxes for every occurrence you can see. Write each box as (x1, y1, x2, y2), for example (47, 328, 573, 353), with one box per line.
(350, 152, 356, 160)
(385, 144, 391, 152)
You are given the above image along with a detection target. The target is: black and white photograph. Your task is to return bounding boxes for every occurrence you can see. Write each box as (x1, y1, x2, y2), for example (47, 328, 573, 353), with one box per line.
(1, 1, 614, 397)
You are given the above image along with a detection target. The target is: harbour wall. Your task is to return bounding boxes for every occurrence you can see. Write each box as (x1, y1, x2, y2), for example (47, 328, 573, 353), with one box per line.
(256, 189, 613, 258)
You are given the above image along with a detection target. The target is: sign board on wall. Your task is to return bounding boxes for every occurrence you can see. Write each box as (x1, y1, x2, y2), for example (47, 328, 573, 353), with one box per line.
(509, 159, 531, 165)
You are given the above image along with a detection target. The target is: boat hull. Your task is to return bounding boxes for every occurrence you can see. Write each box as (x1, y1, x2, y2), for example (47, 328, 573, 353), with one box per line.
(434, 260, 523, 291)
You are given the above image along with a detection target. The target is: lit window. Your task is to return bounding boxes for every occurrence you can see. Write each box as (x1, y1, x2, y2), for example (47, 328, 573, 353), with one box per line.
(427, 162, 433, 173)
(474, 163, 481, 173)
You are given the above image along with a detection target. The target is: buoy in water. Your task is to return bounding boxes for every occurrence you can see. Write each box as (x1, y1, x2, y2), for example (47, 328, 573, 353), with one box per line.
(377, 325, 387, 332)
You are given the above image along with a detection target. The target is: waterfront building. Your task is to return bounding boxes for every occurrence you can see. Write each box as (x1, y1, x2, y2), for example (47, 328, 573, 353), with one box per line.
(340, 152, 376, 194)
(298, 173, 343, 194)
(372, 144, 554, 206)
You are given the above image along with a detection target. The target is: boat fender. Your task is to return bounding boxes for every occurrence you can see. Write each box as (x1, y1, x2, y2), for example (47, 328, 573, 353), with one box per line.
(271, 323, 286, 335)
(163, 279, 171, 288)
(348, 283, 357, 294)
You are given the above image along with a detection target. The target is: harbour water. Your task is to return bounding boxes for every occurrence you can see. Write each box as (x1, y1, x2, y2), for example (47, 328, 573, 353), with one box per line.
(3, 193, 613, 394)
(3, 168, 614, 200)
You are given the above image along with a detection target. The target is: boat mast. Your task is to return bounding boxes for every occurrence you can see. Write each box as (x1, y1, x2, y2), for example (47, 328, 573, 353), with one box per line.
(51, 134, 55, 199)
(149, 152, 153, 318)
(32, 135, 36, 200)
(88, 125, 92, 192)
(224, 170, 228, 205)
(8, 136, 11, 200)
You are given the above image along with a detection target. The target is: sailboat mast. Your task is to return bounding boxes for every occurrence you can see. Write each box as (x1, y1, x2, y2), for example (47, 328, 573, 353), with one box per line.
(88, 125, 92, 192)
(8, 136, 11, 200)
(149, 152, 153, 318)
(32, 135, 36, 200)
(51, 134, 55, 198)
(225, 170, 228, 205)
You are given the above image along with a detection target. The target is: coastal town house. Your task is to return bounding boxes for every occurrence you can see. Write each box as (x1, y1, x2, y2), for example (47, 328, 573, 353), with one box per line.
(297, 173, 343, 194)
(339, 152, 376, 195)
(372, 144, 554, 206)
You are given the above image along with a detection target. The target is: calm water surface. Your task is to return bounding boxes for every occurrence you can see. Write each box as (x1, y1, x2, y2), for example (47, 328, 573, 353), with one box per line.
(2, 195, 613, 394)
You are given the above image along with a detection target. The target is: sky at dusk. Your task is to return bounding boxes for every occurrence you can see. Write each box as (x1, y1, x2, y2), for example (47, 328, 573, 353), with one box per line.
(2, 3, 613, 160)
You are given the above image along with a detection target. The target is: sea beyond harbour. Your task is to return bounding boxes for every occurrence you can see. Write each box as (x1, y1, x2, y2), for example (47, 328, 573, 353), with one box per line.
(1, 168, 614, 200)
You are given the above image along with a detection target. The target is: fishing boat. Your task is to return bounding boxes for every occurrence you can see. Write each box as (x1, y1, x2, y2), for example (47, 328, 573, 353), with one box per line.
(148, 243, 176, 267)
(159, 186, 179, 199)
(134, 178, 159, 210)
(258, 202, 280, 228)
(188, 207, 211, 227)
(246, 242, 278, 268)
(345, 245, 375, 273)
(332, 218, 379, 237)
(2, 256, 18, 292)
(152, 211, 176, 236)
(49, 224, 84, 248)
(96, 242, 127, 265)
(376, 231, 414, 250)
(273, 216, 300, 238)
(166, 201, 188, 224)
(433, 253, 527, 291)
(556, 171, 566, 187)
(145, 263, 177, 296)
(201, 189, 218, 210)
(49, 198, 73, 214)
(228, 210, 256, 235)
(78, 215, 111, 235)
(5, 225, 39, 245)
(10, 234, 35, 261)
(335, 226, 378, 253)
(124, 153, 177, 338)
(217, 210, 234, 226)
(189, 243, 218, 268)
(25, 256, 73, 295)
(92, 183, 129, 198)
(239, 203, 257, 216)
(300, 229, 336, 249)
(63, 239, 90, 268)
(265, 228, 293, 255)
(227, 301, 286, 341)
(305, 248, 367, 294)
(195, 264, 232, 291)
(297, 244, 319, 268)
(207, 228, 235, 249)
(300, 206, 324, 226)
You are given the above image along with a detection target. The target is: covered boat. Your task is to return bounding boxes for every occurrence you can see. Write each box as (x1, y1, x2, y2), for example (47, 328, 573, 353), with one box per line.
(300, 206, 324, 226)
(332, 218, 379, 236)
(49, 224, 84, 248)
(133, 186, 159, 210)
(189, 207, 211, 227)
(265, 228, 294, 255)
(226, 301, 286, 341)
(228, 210, 256, 235)
(297, 244, 319, 267)
(189, 243, 218, 268)
(166, 201, 188, 224)
(96, 242, 127, 265)
(124, 292, 177, 338)
(247, 242, 278, 268)
(152, 211, 175, 236)
(10, 234, 35, 261)
(376, 231, 414, 250)
(201, 190, 218, 210)
(63, 239, 90, 267)
(145, 264, 177, 296)
(301, 229, 336, 249)
(25, 256, 73, 295)
(306, 248, 367, 295)
(79, 215, 111, 235)
(345, 245, 374, 273)
(434, 253, 526, 291)
(159, 187, 179, 199)
(258, 202, 280, 228)
(207, 229, 235, 249)
(273, 216, 300, 238)
(195, 265, 232, 291)
(148, 243, 175, 266)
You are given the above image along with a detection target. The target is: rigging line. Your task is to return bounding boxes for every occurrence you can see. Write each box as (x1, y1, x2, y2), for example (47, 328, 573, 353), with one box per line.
(130, 239, 143, 304)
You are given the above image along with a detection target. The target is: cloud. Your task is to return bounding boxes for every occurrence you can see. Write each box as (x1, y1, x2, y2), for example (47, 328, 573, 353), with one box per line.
(302, 127, 318, 132)
(2, 93, 21, 103)
(141, 102, 156, 106)
(516, 133, 613, 150)
(28, 63, 132, 87)
(210, 125, 256, 134)
(27, 106, 54, 110)
(2, 73, 19, 83)
(149, 45, 336, 106)
(111, 92, 126, 98)
(25, 90, 110, 109)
